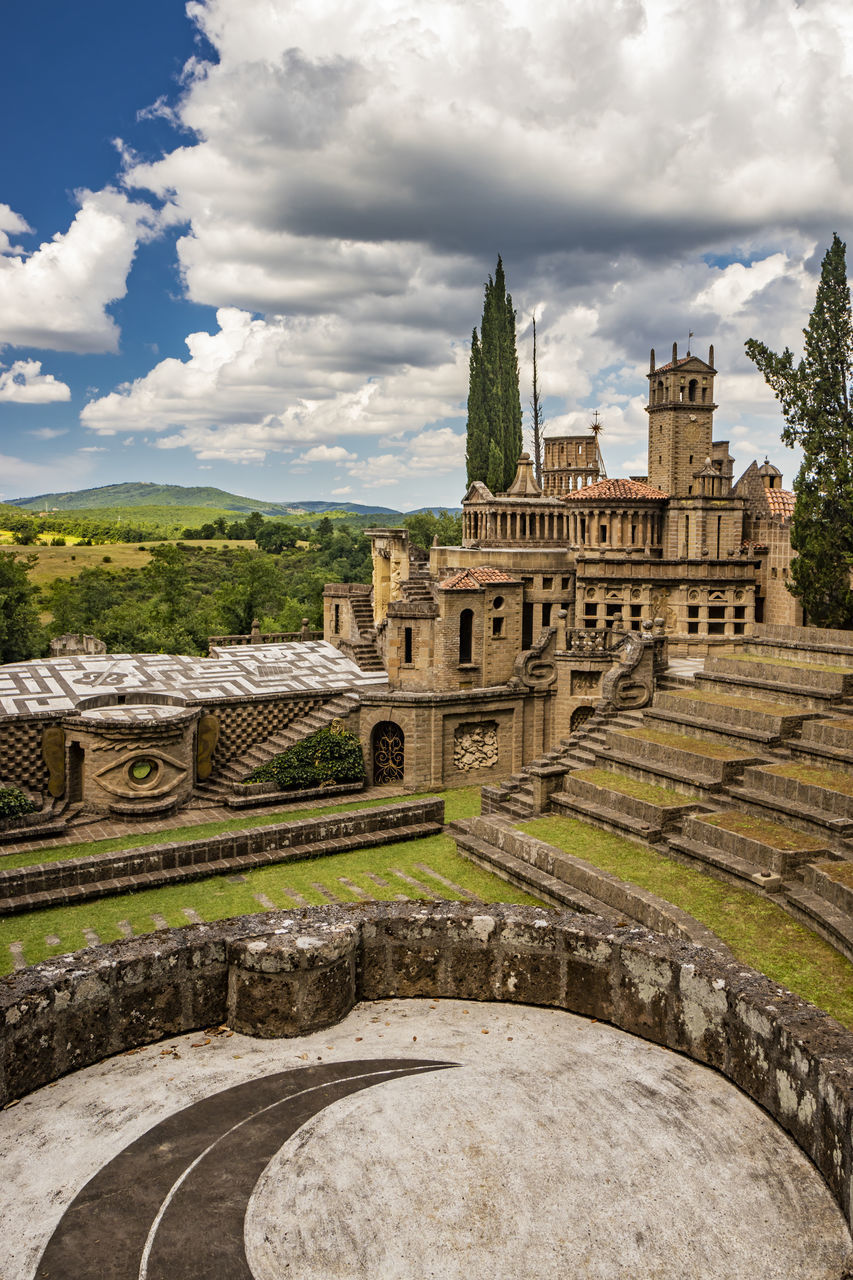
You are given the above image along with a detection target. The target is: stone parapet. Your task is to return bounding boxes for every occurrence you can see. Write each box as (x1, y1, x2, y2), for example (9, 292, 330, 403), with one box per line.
(4, 902, 853, 1235)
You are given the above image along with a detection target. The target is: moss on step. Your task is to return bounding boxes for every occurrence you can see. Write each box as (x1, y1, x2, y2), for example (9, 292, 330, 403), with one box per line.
(570, 768, 686, 808)
(699, 811, 825, 851)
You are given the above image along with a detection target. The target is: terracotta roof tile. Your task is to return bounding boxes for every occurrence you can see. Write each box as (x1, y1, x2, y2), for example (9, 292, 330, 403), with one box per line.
(439, 567, 517, 590)
(650, 355, 696, 373)
(765, 488, 795, 519)
(564, 477, 669, 502)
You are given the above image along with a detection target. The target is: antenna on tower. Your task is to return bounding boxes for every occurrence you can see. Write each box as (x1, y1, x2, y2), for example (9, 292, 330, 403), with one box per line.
(589, 410, 606, 478)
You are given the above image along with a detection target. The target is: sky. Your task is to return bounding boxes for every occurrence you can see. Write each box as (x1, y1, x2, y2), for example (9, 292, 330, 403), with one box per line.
(1, 0, 852, 511)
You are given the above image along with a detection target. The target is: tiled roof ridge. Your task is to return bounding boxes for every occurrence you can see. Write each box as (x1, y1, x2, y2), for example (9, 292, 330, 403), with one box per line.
(564, 477, 669, 502)
(439, 566, 517, 590)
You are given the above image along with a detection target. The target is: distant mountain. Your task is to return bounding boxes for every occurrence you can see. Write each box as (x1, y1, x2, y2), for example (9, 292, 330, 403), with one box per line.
(9, 482, 401, 518)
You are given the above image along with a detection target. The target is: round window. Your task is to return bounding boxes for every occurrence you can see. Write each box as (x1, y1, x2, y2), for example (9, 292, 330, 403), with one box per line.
(129, 758, 158, 785)
(492, 595, 504, 610)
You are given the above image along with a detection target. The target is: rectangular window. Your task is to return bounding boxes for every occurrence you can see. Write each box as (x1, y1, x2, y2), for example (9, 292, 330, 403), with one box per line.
(687, 620, 700, 634)
(561, 577, 570, 590)
(333, 603, 340, 635)
(708, 606, 726, 619)
(492, 616, 504, 637)
(733, 606, 746, 619)
(707, 621, 725, 635)
(404, 626, 413, 664)
(542, 576, 553, 590)
(687, 605, 700, 618)
(542, 603, 552, 626)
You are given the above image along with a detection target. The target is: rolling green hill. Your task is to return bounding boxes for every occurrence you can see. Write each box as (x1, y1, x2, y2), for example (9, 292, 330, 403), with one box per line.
(9, 482, 400, 518)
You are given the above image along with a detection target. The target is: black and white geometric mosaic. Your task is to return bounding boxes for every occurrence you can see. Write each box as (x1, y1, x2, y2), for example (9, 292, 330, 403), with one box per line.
(0, 642, 387, 718)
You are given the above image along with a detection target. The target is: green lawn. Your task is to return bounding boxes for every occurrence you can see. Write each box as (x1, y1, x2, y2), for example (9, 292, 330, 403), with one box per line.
(521, 814, 853, 1029)
(0, 786, 534, 973)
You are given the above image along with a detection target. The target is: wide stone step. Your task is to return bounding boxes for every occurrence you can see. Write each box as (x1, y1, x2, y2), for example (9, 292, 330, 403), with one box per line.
(453, 828, 625, 917)
(738, 764, 853, 819)
(602, 728, 764, 785)
(592, 748, 729, 798)
(705, 653, 853, 694)
(0, 816, 443, 917)
(549, 790, 664, 842)
(666, 833, 783, 892)
(724, 784, 853, 838)
(642, 706, 783, 749)
(694, 670, 853, 711)
(653, 686, 814, 731)
(680, 812, 828, 875)
(562, 770, 698, 829)
(784, 883, 853, 964)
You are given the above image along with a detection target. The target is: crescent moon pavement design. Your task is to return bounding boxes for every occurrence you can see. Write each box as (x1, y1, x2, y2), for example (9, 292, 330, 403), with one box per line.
(36, 1058, 456, 1280)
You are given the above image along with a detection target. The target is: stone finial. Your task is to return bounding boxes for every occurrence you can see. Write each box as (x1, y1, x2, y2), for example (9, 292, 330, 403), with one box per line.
(709, 343, 715, 367)
(650, 348, 655, 374)
(672, 341, 678, 364)
(505, 451, 544, 498)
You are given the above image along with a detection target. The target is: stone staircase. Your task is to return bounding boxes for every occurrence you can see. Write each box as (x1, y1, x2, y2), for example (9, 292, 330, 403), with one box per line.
(400, 568, 435, 605)
(194, 690, 362, 803)
(345, 595, 386, 673)
(475, 633, 853, 963)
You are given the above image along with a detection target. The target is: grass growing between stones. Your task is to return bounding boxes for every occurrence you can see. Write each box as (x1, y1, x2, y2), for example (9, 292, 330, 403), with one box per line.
(521, 815, 853, 1029)
(734, 653, 852, 675)
(0, 787, 482, 871)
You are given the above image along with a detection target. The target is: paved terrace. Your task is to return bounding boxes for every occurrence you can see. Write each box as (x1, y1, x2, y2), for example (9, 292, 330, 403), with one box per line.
(2, 998, 849, 1279)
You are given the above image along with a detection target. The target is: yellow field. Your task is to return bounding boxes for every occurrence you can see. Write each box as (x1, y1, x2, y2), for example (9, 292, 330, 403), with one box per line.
(0, 539, 258, 586)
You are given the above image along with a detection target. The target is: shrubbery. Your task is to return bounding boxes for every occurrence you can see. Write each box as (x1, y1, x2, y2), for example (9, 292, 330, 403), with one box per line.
(243, 725, 364, 791)
(0, 786, 36, 819)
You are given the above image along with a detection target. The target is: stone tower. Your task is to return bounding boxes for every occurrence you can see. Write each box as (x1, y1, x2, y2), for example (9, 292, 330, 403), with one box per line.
(646, 342, 717, 497)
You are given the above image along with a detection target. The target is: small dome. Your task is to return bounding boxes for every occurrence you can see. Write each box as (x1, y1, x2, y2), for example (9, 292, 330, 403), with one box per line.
(758, 457, 782, 478)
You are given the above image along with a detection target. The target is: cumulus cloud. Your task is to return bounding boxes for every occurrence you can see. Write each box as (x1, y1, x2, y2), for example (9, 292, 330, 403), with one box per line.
(299, 444, 357, 463)
(48, 0, 845, 495)
(0, 189, 159, 353)
(0, 359, 71, 404)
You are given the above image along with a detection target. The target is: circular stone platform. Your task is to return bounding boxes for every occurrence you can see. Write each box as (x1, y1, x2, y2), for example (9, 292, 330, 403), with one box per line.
(1, 1000, 850, 1279)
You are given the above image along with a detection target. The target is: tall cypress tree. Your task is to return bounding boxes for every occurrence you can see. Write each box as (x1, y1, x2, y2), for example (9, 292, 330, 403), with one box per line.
(745, 233, 853, 628)
(465, 256, 523, 490)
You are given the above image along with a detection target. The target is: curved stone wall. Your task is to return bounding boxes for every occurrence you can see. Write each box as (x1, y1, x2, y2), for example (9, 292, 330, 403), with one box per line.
(2, 902, 853, 1231)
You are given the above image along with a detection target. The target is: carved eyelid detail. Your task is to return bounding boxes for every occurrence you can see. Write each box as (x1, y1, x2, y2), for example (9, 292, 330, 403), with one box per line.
(93, 749, 188, 798)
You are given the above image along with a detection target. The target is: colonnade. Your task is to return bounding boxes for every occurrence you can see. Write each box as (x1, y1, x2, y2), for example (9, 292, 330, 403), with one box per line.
(462, 503, 665, 550)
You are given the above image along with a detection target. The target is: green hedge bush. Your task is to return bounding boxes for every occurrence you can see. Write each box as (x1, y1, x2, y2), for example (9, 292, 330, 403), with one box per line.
(0, 786, 36, 819)
(243, 725, 365, 791)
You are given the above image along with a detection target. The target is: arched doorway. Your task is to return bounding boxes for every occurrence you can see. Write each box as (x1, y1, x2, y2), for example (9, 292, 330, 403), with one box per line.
(372, 721, 404, 784)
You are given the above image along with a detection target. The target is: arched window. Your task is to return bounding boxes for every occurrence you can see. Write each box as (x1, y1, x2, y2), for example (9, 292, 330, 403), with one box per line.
(459, 608, 474, 664)
(688, 379, 698, 402)
(656, 379, 664, 403)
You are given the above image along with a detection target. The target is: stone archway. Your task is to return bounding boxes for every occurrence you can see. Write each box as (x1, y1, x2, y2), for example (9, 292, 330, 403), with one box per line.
(371, 720, 404, 784)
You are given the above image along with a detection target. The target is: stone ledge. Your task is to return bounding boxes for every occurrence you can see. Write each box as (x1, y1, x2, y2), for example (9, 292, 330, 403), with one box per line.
(3, 901, 853, 1236)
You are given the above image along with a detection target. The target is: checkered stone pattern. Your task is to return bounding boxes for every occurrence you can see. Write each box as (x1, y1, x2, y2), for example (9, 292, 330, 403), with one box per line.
(0, 642, 385, 719)
(206, 695, 326, 763)
(0, 718, 50, 790)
